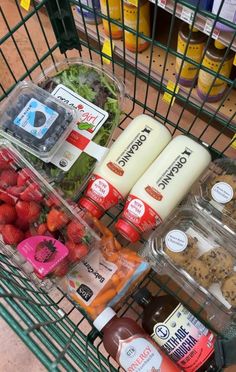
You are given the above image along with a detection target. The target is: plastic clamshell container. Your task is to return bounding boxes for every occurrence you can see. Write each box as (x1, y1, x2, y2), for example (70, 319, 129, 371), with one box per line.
(0, 81, 78, 162)
(191, 158, 236, 234)
(31, 58, 125, 198)
(143, 206, 236, 332)
(0, 139, 99, 291)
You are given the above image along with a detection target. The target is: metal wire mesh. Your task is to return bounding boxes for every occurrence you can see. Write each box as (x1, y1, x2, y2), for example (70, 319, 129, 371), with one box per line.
(0, 0, 236, 370)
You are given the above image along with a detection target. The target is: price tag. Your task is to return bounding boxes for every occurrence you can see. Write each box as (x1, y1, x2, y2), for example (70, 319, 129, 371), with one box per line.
(102, 39, 115, 64)
(231, 133, 236, 149)
(20, 0, 31, 11)
(204, 19, 220, 39)
(126, 0, 138, 6)
(162, 80, 179, 106)
(158, 0, 167, 9)
(180, 6, 194, 25)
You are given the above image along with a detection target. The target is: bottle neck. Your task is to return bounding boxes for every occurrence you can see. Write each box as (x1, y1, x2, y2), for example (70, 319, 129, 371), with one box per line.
(138, 295, 153, 308)
(102, 315, 118, 333)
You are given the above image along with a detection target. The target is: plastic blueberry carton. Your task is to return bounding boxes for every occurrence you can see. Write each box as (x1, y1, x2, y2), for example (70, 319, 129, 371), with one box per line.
(190, 158, 236, 234)
(141, 205, 236, 332)
(0, 139, 99, 291)
(0, 81, 78, 162)
(31, 58, 124, 199)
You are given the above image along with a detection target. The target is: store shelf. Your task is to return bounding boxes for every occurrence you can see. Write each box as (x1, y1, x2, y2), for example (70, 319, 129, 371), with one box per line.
(149, 0, 236, 52)
(73, 10, 236, 129)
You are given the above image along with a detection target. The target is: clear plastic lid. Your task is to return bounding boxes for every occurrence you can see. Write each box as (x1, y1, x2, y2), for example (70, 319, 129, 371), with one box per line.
(0, 81, 78, 162)
(142, 205, 236, 332)
(191, 158, 236, 234)
(0, 139, 99, 291)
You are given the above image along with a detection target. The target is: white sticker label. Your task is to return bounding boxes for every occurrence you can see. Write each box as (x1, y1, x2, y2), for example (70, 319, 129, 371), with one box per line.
(118, 336, 163, 371)
(158, 0, 166, 9)
(211, 182, 233, 204)
(203, 19, 220, 39)
(165, 230, 188, 253)
(180, 6, 194, 25)
(14, 98, 59, 139)
(67, 249, 117, 305)
(50, 84, 109, 171)
(91, 178, 110, 198)
(127, 199, 145, 218)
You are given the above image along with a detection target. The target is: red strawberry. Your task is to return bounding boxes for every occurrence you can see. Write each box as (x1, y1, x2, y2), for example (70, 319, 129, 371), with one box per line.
(20, 183, 43, 202)
(66, 220, 85, 243)
(2, 224, 24, 245)
(7, 186, 26, 197)
(29, 223, 48, 236)
(16, 201, 41, 223)
(52, 259, 69, 277)
(0, 189, 17, 205)
(46, 208, 69, 232)
(24, 230, 33, 239)
(66, 241, 89, 262)
(17, 168, 33, 187)
(15, 218, 29, 232)
(0, 204, 16, 224)
(0, 170, 18, 189)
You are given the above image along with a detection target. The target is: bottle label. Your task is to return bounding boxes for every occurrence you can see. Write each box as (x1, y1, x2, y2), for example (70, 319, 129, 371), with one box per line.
(165, 230, 188, 252)
(124, 2, 150, 50)
(176, 34, 205, 83)
(100, 0, 122, 37)
(211, 181, 233, 204)
(84, 174, 124, 210)
(117, 334, 179, 372)
(198, 55, 233, 99)
(152, 304, 215, 372)
(122, 194, 163, 232)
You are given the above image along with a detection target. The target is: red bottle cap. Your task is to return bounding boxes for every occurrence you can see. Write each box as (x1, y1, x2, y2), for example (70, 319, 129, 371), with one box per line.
(79, 197, 104, 218)
(115, 219, 140, 243)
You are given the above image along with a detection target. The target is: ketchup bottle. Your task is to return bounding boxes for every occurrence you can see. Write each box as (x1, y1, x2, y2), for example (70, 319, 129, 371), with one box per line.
(134, 288, 217, 372)
(93, 307, 181, 371)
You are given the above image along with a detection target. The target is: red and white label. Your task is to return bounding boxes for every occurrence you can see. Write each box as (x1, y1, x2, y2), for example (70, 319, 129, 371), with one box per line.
(50, 84, 108, 171)
(117, 334, 180, 372)
(122, 194, 162, 233)
(84, 174, 123, 210)
(152, 304, 215, 371)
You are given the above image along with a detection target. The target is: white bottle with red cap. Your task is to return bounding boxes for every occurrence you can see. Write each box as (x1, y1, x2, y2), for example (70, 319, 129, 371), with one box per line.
(79, 114, 171, 218)
(115, 135, 211, 242)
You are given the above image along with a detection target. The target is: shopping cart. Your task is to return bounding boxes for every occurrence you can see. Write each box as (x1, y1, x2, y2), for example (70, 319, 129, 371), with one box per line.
(0, 1, 236, 371)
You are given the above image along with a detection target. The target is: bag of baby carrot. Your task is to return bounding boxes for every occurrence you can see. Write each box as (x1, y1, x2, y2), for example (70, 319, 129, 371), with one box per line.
(62, 218, 150, 319)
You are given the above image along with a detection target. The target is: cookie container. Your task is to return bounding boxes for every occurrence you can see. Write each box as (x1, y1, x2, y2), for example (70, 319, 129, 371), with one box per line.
(0, 81, 78, 163)
(29, 59, 125, 199)
(0, 139, 99, 291)
(142, 205, 236, 332)
(191, 158, 236, 234)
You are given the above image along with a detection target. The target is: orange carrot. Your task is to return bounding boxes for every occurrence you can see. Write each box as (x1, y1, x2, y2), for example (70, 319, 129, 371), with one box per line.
(91, 288, 117, 307)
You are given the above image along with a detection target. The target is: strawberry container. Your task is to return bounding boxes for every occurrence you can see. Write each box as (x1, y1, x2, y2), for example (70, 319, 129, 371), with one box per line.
(190, 158, 236, 235)
(0, 80, 78, 163)
(0, 139, 99, 291)
(141, 205, 236, 333)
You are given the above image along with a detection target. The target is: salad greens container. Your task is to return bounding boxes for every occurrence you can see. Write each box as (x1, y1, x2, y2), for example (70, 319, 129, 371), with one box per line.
(27, 59, 124, 199)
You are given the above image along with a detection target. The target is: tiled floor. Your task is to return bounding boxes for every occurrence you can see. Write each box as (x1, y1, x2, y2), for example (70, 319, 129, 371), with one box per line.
(0, 1, 236, 371)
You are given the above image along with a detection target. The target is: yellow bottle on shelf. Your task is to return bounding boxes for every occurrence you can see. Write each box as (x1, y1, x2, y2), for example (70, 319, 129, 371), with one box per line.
(197, 40, 234, 103)
(100, 0, 122, 39)
(176, 23, 207, 87)
(124, 0, 150, 53)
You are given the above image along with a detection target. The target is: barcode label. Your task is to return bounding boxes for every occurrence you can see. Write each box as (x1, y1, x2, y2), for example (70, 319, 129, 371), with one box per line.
(181, 6, 194, 24)
(182, 307, 208, 336)
(158, 0, 167, 9)
(204, 19, 220, 39)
